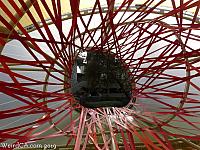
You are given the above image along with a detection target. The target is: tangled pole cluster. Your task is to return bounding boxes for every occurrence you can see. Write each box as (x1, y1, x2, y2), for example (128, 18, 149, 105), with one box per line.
(0, 0, 200, 149)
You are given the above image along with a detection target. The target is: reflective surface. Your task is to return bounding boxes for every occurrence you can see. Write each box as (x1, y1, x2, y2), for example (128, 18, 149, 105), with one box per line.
(73, 52, 132, 108)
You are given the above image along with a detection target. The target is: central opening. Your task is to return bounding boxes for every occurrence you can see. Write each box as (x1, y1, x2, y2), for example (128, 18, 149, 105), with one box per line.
(72, 51, 132, 108)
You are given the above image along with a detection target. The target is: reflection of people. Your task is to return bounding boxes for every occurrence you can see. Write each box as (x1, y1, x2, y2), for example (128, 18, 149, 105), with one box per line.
(85, 55, 101, 93)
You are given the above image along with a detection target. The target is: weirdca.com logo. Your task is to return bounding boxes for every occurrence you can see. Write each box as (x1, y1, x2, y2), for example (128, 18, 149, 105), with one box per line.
(1, 142, 57, 149)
